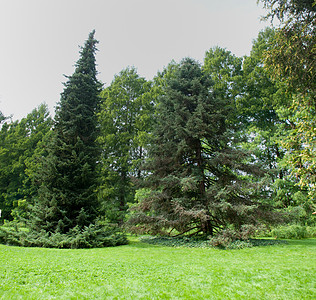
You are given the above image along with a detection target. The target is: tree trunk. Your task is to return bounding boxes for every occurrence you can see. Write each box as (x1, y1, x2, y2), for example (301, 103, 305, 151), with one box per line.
(202, 219, 213, 236)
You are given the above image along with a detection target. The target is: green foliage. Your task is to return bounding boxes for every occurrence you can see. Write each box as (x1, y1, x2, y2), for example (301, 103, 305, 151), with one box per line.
(139, 236, 212, 248)
(270, 224, 308, 239)
(0, 110, 6, 125)
(0, 104, 52, 222)
(307, 225, 316, 237)
(129, 57, 280, 237)
(98, 67, 154, 224)
(0, 221, 127, 248)
(0, 31, 131, 249)
(140, 235, 285, 249)
(238, 27, 314, 222)
(203, 46, 242, 126)
(24, 31, 103, 238)
(259, 0, 316, 202)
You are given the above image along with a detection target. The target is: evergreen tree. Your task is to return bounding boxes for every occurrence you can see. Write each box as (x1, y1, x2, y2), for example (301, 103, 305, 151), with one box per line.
(29, 31, 102, 233)
(0, 110, 5, 125)
(0, 31, 127, 248)
(129, 58, 279, 237)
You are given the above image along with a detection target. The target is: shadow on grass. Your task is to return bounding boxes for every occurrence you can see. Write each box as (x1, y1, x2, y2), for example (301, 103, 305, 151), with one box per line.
(126, 236, 316, 250)
(125, 238, 160, 249)
(285, 239, 316, 247)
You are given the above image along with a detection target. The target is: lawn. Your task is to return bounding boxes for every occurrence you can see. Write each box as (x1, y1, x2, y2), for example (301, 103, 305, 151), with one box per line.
(0, 238, 315, 299)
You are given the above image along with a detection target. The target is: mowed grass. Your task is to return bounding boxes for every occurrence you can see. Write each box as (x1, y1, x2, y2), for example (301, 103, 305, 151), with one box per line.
(0, 238, 315, 299)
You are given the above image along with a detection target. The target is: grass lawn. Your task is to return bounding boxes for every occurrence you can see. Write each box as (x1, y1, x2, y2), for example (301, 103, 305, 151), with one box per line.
(0, 238, 315, 299)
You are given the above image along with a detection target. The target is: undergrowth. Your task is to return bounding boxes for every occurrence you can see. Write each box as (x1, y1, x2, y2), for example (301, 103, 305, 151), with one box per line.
(0, 222, 127, 249)
(139, 236, 286, 249)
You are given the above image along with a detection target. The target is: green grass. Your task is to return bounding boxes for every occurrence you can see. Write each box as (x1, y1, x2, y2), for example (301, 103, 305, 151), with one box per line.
(0, 238, 315, 299)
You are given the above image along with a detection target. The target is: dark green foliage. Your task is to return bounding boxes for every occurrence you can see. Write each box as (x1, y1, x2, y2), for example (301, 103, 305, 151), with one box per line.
(129, 57, 279, 237)
(0, 221, 127, 248)
(0, 31, 129, 248)
(27, 31, 103, 236)
(139, 236, 214, 248)
(0, 110, 6, 124)
(0, 104, 52, 222)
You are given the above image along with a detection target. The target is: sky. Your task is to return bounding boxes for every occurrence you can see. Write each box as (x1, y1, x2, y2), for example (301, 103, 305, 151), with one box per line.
(0, 0, 270, 121)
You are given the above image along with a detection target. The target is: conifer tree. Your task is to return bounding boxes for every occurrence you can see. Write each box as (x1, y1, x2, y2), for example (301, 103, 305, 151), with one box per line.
(0, 32, 127, 248)
(29, 31, 102, 234)
(129, 58, 279, 237)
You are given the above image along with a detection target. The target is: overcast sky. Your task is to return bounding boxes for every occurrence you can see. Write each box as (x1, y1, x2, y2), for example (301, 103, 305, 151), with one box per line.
(0, 0, 269, 120)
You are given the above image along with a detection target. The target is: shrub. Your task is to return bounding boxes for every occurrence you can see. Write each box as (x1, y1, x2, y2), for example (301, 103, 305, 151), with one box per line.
(271, 225, 308, 239)
(0, 221, 128, 248)
(306, 226, 316, 238)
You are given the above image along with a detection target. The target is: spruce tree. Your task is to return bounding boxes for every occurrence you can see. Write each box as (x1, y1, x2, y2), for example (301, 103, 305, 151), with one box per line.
(0, 31, 127, 248)
(32, 31, 102, 233)
(129, 58, 280, 238)
(28, 31, 102, 234)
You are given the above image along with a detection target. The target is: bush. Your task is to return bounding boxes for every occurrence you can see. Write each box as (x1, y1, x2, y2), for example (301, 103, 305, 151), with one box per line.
(270, 225, 308, 239)
(209, 225, 264, 249)
(0, 221, 128, 248)
(306, 226, 316, 238)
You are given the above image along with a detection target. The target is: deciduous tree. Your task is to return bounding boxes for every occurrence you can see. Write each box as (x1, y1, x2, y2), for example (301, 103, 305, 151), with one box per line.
(0, 104, 52, 222)
(98, 67, 154, 223)
(259, 0, 316, 203)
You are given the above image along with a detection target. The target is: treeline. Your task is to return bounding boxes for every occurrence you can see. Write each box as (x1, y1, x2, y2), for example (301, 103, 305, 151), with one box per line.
(0, 0, 315, 247)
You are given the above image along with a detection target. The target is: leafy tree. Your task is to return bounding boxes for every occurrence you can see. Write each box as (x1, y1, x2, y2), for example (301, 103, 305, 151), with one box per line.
(259, 0, 316, 203)
(238, 28, 311, 215)
(0, 104, 52, 222)
(98, 67, 154, 223)
(129, 58, 278, 237)
(203, 46, 242, 111)
(238, 28, 286, 181)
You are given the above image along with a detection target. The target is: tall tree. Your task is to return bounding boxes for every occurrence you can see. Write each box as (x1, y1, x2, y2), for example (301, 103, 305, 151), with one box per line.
(129, 58, 276, 237)
(203, 46, 242, 109)
(0, 32, 127, 248)
(238, 27, 310, 213)
(239, 28, 285, 180)
(98, 67, 154, 223)
(28, 31, 102, 234)
(0, 104, 52, 222)
(258, 0, 316, 203)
